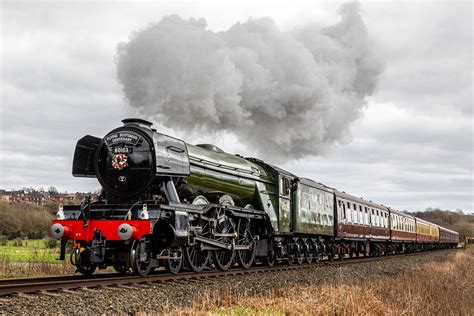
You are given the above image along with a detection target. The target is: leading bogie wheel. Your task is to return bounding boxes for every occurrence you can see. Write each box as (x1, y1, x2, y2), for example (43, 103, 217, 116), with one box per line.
(73, 248, 97, 276)
(164, 247, 184, 274)
(130, 240, 153, 276)
(77, 265, 97, 276)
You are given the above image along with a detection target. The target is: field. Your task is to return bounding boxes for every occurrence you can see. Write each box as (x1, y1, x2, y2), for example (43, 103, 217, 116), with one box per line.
(0, 239, 74, 278)
(182, 248, 474, 315)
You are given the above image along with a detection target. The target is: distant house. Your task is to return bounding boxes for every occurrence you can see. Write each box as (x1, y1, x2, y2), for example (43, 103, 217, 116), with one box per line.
(0, 190, 12, 202)
(0, 188, 97, 206)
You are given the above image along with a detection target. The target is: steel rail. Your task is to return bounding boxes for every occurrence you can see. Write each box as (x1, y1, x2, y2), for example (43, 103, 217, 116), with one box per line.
(0, 248, 459, 297)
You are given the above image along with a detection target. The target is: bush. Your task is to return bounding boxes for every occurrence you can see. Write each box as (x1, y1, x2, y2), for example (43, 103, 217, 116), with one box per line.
(11, 239, 23, 247)
(7, 231, 21, 240)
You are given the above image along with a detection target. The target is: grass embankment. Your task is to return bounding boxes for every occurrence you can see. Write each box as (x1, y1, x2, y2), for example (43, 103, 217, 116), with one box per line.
(0, 201, 54, 240)
(184, 249, 473, 315)
(0, 202, 74, 277)
(0, 239, 74, 278)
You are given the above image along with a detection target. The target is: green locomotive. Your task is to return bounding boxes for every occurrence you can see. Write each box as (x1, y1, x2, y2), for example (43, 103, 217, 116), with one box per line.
(53, 118, 335, 275)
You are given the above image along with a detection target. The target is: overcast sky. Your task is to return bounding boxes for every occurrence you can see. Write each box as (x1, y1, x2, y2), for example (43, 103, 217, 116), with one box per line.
(0, 1, 472, 213)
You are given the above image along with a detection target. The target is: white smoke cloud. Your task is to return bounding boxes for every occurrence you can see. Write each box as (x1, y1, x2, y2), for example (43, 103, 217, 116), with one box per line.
(116, 3, 384, 162)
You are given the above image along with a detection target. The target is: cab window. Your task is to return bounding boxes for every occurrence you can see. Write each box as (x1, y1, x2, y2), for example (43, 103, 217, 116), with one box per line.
(279, 177, 291, 196)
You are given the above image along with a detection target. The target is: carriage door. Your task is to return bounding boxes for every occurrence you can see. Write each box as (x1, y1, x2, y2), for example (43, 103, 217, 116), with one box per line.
(278, 176, 291, 232)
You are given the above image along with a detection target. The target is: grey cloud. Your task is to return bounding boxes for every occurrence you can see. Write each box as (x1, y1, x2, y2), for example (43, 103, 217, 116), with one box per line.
(0, 1, 471, 213)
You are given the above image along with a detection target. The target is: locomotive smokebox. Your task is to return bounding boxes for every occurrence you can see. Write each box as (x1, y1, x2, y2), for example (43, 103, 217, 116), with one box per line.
(96, 119, 156, 197)
(72, 118, 191, 199)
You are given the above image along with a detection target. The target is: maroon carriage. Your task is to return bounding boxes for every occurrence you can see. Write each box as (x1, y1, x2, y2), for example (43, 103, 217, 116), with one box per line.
(439, 226, 459, 248)
(389, 208, 416, 252)
(334, 191, 390, 257)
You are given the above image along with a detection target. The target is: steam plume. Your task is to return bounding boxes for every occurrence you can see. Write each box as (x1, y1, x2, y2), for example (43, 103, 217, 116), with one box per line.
(116, 3, 384, 162)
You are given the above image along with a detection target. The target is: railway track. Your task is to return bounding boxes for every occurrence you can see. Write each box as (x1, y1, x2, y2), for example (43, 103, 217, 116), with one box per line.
(0, 249, 458, 298)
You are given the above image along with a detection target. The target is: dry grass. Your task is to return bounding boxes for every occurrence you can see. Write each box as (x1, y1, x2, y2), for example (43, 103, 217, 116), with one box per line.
(0, 239, 76, 278)
(177, 249, 474, 315)
(0, 255, 75, 278)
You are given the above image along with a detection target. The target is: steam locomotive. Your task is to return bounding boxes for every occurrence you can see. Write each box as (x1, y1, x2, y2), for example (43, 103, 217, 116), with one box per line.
(51, 118, 459, 276)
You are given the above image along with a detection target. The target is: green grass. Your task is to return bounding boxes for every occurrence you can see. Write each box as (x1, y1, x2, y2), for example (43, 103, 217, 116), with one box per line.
(0, 238, 75, 278)
(0, 239, 60, 263)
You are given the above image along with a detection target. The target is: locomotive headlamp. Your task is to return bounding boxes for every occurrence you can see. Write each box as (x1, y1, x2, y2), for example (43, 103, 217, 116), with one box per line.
(51, 223, 71, 239)
(140, 204, 149, 220)
(56, 204, 65, 220)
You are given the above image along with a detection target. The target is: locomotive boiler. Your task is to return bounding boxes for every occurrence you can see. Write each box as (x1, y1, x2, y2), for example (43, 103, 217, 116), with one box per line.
(51, 118, 459, 276)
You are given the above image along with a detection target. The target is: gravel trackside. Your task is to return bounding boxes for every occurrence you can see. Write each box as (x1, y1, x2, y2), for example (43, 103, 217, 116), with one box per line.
(0, 249, 464, 315)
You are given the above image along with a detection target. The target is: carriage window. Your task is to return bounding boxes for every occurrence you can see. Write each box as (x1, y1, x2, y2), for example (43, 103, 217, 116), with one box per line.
(337, 200, 341, 219)
(347, 203, 352, 222)
(342, 202, 346, 220)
